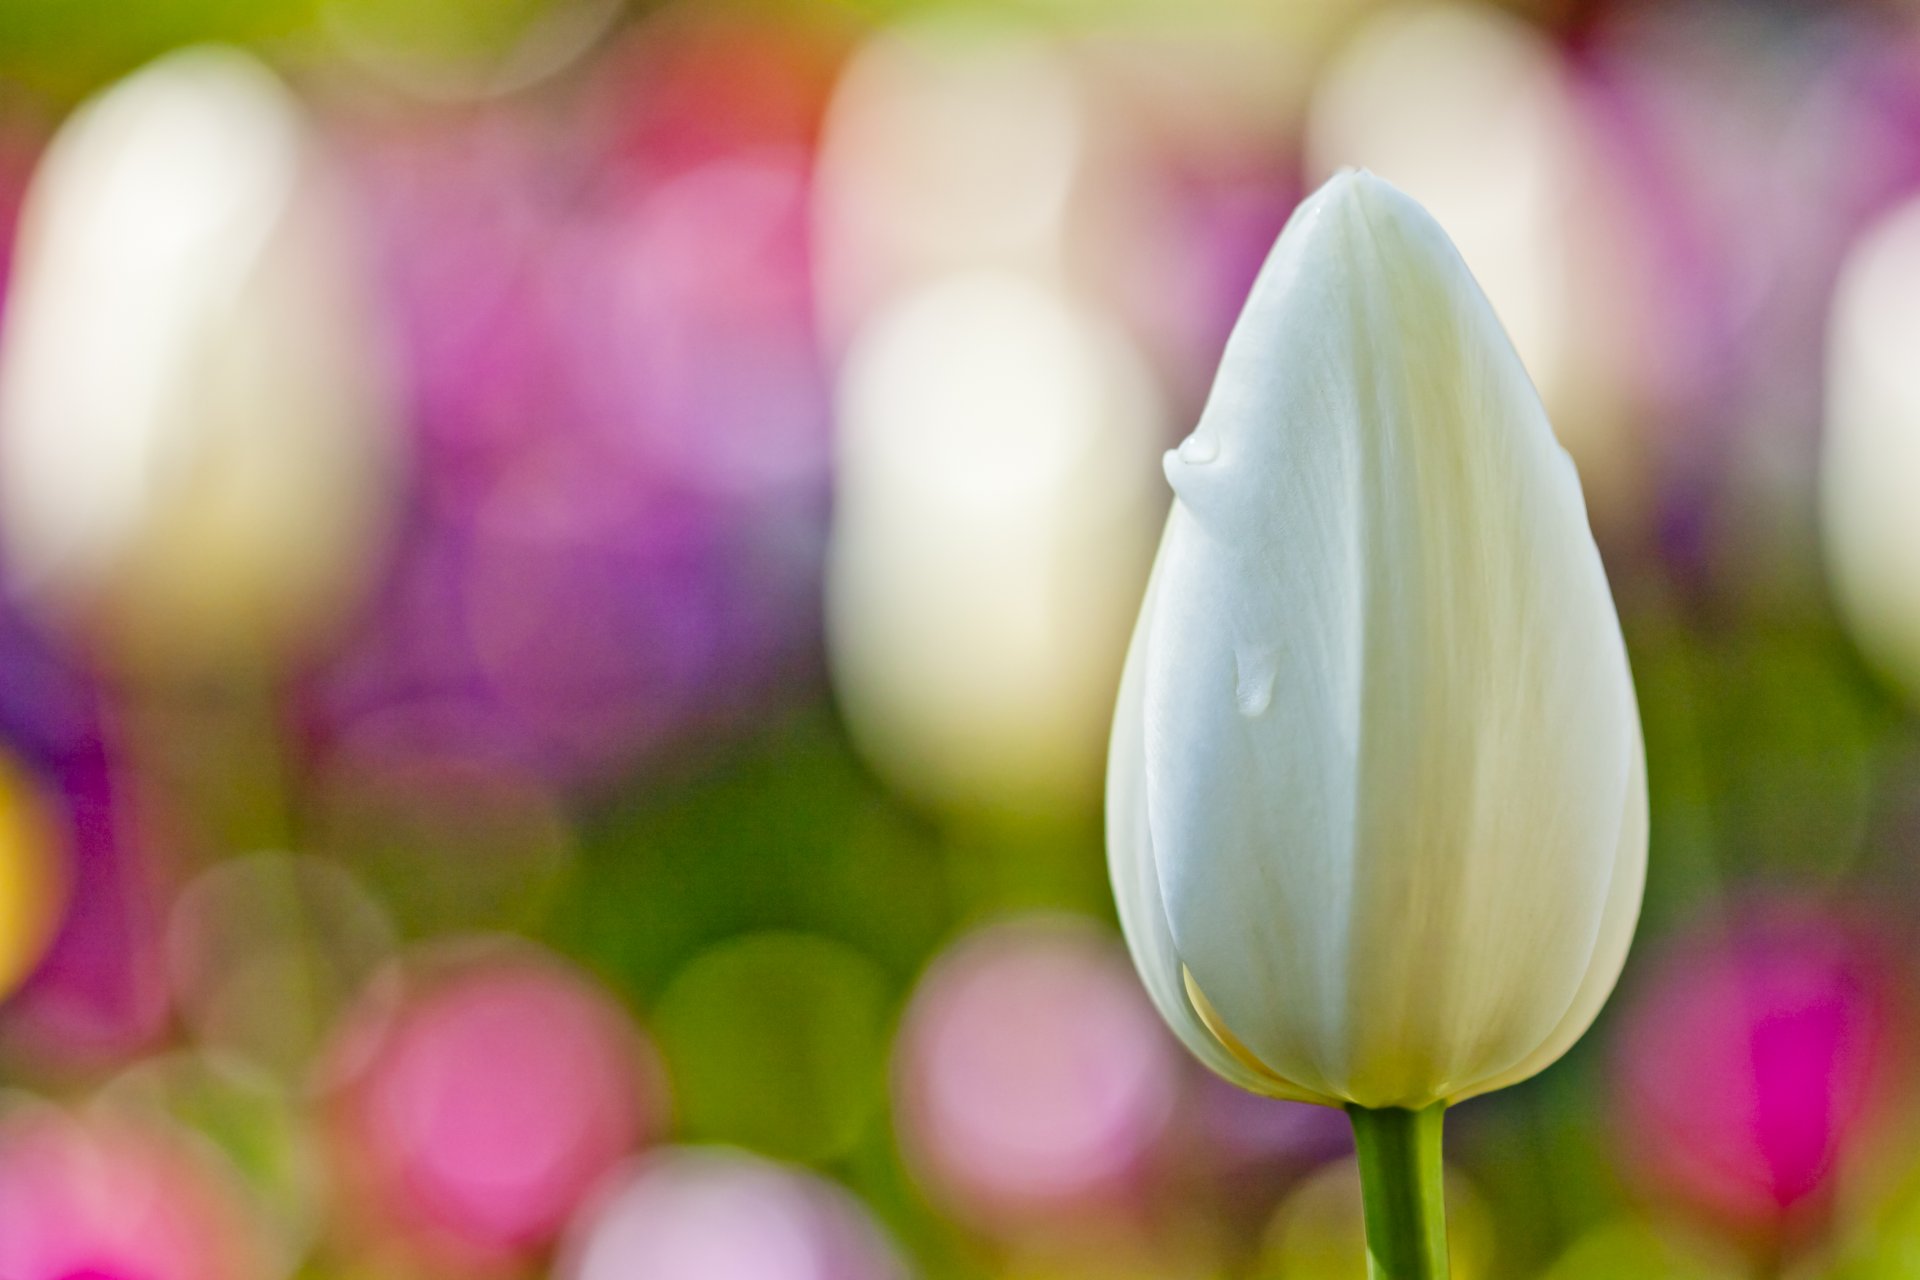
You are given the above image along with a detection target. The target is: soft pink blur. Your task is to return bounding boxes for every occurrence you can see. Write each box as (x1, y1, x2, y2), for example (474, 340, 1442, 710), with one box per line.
(894, 919, 1179, 1231)
(0, 1106, 272, 1280)
(1613, 902, 1910, 1236)
(326, 940, 663, 1267)
(557, 1147, 905, 1280)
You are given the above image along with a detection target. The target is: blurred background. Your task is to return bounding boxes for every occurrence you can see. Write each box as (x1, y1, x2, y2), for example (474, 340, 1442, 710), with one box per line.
(0, 0, 1919, 1276)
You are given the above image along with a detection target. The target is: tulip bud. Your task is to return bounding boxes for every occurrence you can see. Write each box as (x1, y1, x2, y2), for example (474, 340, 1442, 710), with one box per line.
(1822, 196, 1920, 704)
(1106, 171, 1646, 1114)
(1305, 3, 1655, 533)
(0, 47, 400, 676)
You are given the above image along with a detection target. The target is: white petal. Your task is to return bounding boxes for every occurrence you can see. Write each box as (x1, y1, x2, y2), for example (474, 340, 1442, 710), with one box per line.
(1107, 536, 1333, 1106)
(1143, 172, 1641, 1107)
(1451, 716, 1647, 1102)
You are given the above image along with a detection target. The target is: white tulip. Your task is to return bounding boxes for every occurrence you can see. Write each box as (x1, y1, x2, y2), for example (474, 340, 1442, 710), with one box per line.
(1822, 197, 1920, 705)
(0, 46, 400, 675)
(1107, 172, 1646, 1113)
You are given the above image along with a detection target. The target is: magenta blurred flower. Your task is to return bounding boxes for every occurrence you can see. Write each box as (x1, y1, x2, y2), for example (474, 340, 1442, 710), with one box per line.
(894, 919, 1179, 1232)
(2, 748, 170, 1067)
(0, 1105, 275, 1280)
(325, 939, 664, 1266)
(0, 593, 169, 1063)
(557, 1147, 906, 1280)
(1613, 903, 1910, 1236)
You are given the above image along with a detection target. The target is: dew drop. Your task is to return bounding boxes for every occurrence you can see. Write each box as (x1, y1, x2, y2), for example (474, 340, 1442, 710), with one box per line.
(1176, 432, 1219, 465)
(1233, 646, 1277, 717)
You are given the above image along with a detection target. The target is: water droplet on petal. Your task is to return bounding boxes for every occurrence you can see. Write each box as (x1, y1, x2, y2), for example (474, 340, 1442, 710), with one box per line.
(1233, 646, 1276, 717)
(1176, 432, 1219, 465)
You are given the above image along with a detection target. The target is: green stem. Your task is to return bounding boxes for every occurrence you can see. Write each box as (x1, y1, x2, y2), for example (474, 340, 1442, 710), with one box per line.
(1348, 1104, 1450, 1279)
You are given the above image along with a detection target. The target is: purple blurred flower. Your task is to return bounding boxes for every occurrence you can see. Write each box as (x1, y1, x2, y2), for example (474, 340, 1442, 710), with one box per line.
(306, 49, 832, 786)
(1612, 902, 1909, 1237)
(1182, 1070, 1350, 1174)
(1575, 8, 1920, 572)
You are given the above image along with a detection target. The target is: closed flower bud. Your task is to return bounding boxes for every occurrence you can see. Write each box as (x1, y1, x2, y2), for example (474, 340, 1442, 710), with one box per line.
(1107, 171, 1646, 1112)
(0, 47, 401, 675)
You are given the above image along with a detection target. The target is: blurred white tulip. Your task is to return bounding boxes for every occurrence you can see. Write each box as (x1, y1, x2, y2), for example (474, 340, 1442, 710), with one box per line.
(828, 272, 1164, 816)
(1823, 197, 1920, 704)
(0, 46, 401, 675)
(1107, 172, 1646, 1110)
(813, 20, 1085, 354)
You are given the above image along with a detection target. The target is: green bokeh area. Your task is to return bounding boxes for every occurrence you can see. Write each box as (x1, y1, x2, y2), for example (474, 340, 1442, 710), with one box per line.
(536, 710, 1114, 1276)
(0, 0, 318, 97)
(549, 712, 954, 995)
(651, 930, 892, 1162)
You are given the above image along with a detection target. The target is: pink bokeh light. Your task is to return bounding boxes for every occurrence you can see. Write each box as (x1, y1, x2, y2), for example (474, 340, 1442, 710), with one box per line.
(326, 940, 663, 1264)
(0, 1106, 272, 1280)
(894, 919, 1179, 1230)
(557, 1147, 905, 1280)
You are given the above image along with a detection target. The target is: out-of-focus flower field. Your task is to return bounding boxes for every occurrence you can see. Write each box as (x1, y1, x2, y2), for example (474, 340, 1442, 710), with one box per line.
(1, 0, 1919, 1276)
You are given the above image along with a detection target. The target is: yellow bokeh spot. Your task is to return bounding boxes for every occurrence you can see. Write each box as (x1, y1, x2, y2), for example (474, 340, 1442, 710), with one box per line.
(1259, 1158, 1493, 1280)
(0, 758, 68, 997)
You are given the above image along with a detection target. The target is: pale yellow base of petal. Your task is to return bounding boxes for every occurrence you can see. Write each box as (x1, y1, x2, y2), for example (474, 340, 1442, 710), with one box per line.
(1183, 966, 1338, 1107)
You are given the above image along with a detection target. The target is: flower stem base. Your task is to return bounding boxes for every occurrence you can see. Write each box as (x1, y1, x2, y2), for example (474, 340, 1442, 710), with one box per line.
(1348, 1103, 1450, 1279)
